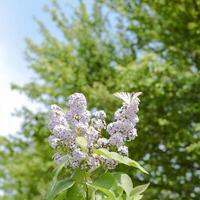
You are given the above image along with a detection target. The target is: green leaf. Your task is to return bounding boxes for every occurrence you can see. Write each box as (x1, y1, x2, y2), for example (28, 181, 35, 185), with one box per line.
(95, 192, 106, 200)
(130, 183, 150, 200)
(87, 183, 116, 200)
(131, 194, 143, 200)
(113, 172, 133, 196)
(53, 179, 74, 197)
(94, 148, 148, 174)
(90, 190, 97, 200)
(44, 178, 74, 200)
(66, 183, 85, 200)
(44, 163, 68, 200)
(76, 136, 87, 151)
(52, 162, 66, 180)
(72, 168, 89, 183)
(55, 191, 67, 200)
(94, 172, 117, 189)
(87, 172, 118, 199)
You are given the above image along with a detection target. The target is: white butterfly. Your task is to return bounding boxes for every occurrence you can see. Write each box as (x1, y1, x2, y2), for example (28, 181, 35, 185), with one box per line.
(114, 92, 142, 104)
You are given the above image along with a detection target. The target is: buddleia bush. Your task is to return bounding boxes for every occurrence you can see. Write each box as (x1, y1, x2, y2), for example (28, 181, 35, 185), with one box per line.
(44, 92, 149, 200)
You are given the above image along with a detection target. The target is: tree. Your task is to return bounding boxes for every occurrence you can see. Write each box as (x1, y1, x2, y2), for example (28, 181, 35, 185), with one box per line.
(0, 0, 199, 199)
(102, 0, 200, 69)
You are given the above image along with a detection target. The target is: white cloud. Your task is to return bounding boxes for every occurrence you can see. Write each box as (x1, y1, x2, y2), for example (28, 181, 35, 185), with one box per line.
(0, 0, 55, 136)
(0, 45, 38, 136)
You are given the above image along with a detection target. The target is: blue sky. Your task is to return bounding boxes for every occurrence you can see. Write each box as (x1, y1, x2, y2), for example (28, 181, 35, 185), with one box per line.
(0, 0, 92, 136)
(0, 0, 55, 135)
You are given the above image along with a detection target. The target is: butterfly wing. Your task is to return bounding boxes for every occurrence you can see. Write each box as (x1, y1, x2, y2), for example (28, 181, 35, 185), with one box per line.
(130, 92, 142, 104)
(114, 92, 131, 104)
(114, 92, 142, 104)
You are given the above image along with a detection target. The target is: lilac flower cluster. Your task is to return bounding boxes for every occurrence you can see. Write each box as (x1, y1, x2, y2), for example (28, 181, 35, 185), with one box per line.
(48, 92, 141, 170)
(107, 92, 141, 156)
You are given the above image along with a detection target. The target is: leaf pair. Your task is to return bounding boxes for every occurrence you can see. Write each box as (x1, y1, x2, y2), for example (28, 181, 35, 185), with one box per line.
(130, 183, 150, 200)
(87, 172, 122, 200)
(44, 148, 149, 199)
(113, 172, 149, 200)
(87, 172, 149, 200)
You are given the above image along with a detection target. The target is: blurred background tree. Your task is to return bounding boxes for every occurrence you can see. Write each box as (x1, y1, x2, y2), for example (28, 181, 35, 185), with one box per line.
(0, 0, 200, 199)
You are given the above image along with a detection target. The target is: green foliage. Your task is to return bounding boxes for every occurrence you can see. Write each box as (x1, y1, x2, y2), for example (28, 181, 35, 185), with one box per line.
(1, 0, 200, 199)
(130, 183, 150, 200)
(102, 0, 200, 68)
(44, 163, 74, 200)
(94, 148, 148, 174)
(112, 173, 133, 196)
(44, 178, 74, 200)
(44, 163, 148, 200)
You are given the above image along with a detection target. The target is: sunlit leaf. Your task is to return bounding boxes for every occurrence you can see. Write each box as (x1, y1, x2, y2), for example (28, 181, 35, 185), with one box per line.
(113, 172, 133, 196)
(86, 172, 118, 199)
(87, 183, 116, 200)
(130, 183, 150, 200)
(94, 148, 148, 174)
(52, 162, 66, 180)
(44, 178, 74, 200)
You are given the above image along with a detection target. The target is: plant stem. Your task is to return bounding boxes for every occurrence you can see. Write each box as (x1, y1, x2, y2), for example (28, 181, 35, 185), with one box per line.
(86, 183, 89, 200)
(84, 172, 89, 200)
